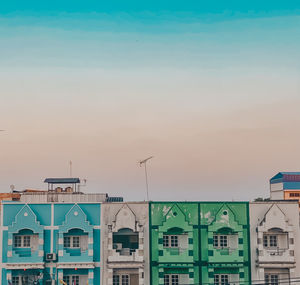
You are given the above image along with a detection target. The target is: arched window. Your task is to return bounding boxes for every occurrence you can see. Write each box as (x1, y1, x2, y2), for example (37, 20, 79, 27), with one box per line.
(213, 227, 238, 251)
(263, 227, 288, 249)
(63, 228, 88, 254)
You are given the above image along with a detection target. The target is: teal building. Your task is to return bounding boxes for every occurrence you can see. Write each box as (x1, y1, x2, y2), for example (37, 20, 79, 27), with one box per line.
(1, 201, 101, 285)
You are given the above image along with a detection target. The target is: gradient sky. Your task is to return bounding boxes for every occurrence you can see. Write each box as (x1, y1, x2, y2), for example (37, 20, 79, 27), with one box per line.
(0, 1, 300, 201)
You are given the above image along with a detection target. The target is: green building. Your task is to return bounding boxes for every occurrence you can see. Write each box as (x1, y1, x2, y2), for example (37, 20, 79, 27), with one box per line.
(149, 202, 251, 285)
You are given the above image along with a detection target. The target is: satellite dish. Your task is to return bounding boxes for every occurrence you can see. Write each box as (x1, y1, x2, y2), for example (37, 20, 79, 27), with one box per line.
(10, 185, 15, 192)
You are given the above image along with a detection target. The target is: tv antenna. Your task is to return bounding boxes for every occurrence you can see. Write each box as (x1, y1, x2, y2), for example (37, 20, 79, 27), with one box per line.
(139, 156, 153, 201)
(69, 161, 72, 177)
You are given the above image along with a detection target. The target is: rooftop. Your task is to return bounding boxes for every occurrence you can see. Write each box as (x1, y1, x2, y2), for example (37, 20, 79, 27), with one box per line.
(270, 172, 300, 184)
(44, 178, 81, 184)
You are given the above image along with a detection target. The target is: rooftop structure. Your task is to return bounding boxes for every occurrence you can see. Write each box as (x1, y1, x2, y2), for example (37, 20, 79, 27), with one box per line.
(44, 177, 81, 193)
(270, 172, 300, 208)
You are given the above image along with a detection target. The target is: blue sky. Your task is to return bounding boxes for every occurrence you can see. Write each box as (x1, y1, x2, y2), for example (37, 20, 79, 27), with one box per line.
(0, 1, 300, 200)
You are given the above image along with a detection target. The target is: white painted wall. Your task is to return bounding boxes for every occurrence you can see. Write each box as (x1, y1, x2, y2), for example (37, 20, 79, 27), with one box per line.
(101, 202, 149, 285)
(250, 201, 300, 282)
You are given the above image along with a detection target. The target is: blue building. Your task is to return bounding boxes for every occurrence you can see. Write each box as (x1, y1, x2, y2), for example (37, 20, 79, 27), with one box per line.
(0, 178, 107, 285)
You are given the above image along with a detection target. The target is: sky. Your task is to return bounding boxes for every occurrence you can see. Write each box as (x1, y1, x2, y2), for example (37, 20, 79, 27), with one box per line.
(0, 1, 300, 201)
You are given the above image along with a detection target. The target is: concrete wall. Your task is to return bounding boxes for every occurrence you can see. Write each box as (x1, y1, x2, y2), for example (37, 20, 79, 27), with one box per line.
(250, 201, 300, 282)
(101, 202, 149, 285)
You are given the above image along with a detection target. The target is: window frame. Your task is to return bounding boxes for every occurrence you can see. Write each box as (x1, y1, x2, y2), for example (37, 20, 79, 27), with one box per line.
(63, 275, 80, 285)
(265, 274, 279, 285)
(113, 274, 130, 285)
(164, 274, 179, 285)
(163, 235, 179, 248)
(13, 235, 31, 248)
(263, 234, 278, 248)
(213, 234, 228, 248)
(63, 236, 81, 249)
(214, 274, 229, 285)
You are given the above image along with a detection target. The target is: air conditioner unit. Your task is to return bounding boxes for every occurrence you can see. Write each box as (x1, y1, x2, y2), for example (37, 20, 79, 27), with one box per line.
(46, 253, 57, 261)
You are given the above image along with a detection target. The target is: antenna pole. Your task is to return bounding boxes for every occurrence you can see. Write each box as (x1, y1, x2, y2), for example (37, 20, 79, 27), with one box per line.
(69, 161, 72, 177)
(139, 156, 153, 201)
(144, 162, 149, 201)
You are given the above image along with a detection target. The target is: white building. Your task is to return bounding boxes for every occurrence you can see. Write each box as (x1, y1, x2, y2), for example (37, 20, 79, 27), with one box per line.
(101, 202, 149, 285)
(250, 201, 300, 283)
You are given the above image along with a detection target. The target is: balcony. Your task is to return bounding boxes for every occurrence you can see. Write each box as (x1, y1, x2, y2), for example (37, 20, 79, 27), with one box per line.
(158, 247, 193, 263)
(8, 232, 43, 263)
(108, 249, 143, 262)
(257, 248, 295, 265)
(108, 228, 143, 263)
(208, 247, 243, 263)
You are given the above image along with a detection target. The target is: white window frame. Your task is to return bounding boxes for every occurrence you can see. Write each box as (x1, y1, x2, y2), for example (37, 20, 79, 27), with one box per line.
(64, 236, 81, 248)
(13, 235, 31, 248)
(163, 235, 179, 248)
(63, 275, 80, 285)
(113, 274, 130, 285)
(12, 276, 38, 285)
(164, 274, 179, 285)
(12, 276, 19, 285)
(265, 274, 279, 285)
(213, 235, 228, 248)
(214, 274, 229, 285)
(263, 235, 278, 248)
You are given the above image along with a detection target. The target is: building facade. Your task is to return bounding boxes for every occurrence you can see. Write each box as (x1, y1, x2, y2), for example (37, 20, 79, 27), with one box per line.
(270, 172, 300, 207)
(149, 202, 251, 285)
(101, 202, 149, 285)
(250, 201, 300, 283)
(200, 202, 251, 285)
(0, 201, 101, 285)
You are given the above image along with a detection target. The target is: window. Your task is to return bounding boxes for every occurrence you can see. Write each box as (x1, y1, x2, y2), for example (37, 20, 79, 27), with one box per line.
(214, 274, 229, 285)
(12, 277, 19, 285)
(63, 275, 79, 285)
(64, 236, 80, 248)
(164, 274, 179, 285)
(163, 235, 169, 247)
(23, 236, 31, 247)
(113, 275, 120, 285)
(121, 275, 129, 285)
(13, 235, 31, 248)
(72, 236, 80, 248)
(213, 235, 228, 248)
(113, 275, 129, 285)
(14, 236, 22, 247)
(263, 235, 278, 248)
(63, 276, 70, 284)
(163, 235, 178, 248)
(72, 276, 79, 285)
(265, 274, 279, 285)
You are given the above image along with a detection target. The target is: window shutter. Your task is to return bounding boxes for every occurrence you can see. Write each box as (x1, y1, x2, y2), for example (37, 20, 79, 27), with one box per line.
(179, 234, 188, 249)
(179, 274, 189, 285)
(32, 235, 39, 251)
(81, 235, 89, 252)
(228, 235, 238, 250)
(229, 274, 239, 285)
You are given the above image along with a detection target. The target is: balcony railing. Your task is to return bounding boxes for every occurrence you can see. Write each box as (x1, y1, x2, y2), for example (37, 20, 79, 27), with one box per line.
(165, 247, 188, 255)
(215, 247, 237, 255)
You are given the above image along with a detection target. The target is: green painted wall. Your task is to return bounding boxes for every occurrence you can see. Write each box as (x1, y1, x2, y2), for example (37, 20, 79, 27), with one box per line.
(150, 202, 251, 285)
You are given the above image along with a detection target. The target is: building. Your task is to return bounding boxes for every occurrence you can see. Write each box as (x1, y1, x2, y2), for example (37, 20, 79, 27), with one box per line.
(150, 202, 199, 285)
(250, 201, 300, 283)
(101, 202, 149, 285)
(0, 178, 106, 285)
(149, 202, 251, 285)
(270, 172, 300, 207)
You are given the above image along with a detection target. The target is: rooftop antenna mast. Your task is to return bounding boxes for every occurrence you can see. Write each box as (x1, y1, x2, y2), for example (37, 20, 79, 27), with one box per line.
(139, 156, 153, 201)
(69, 161, 72, 177)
